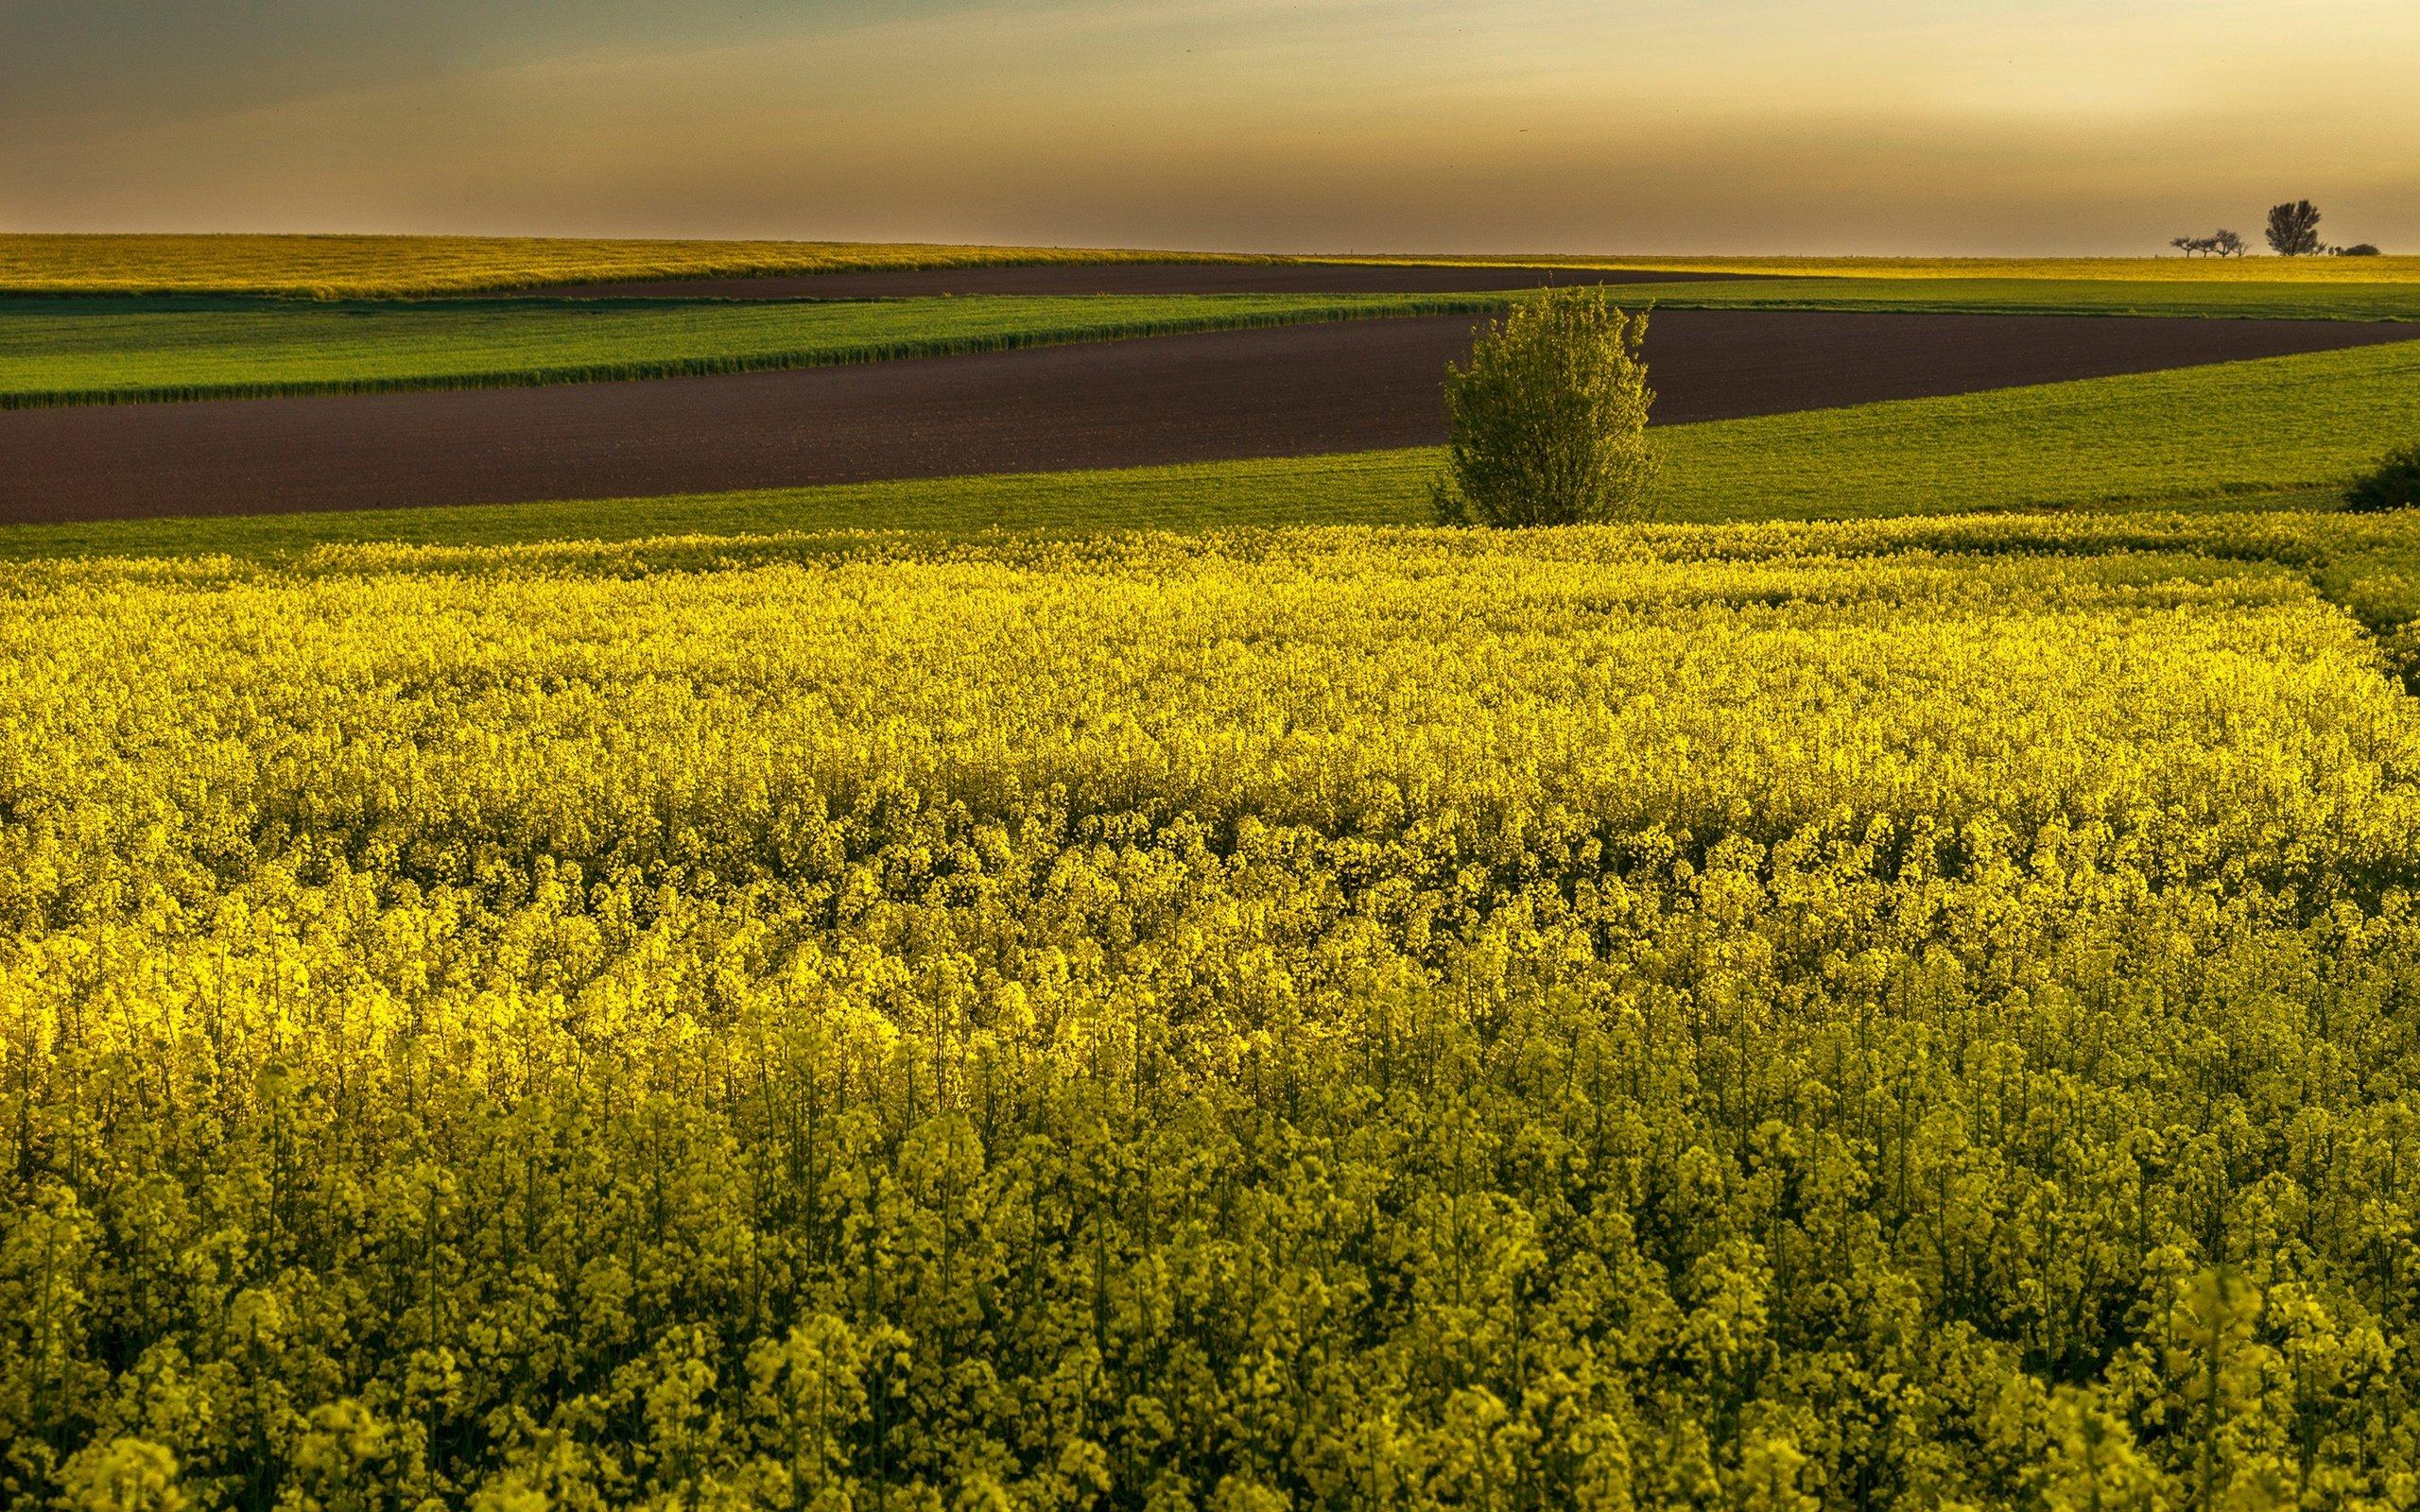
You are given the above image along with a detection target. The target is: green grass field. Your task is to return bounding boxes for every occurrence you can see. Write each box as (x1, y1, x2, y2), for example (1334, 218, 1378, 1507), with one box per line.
(10, 337, 2411, 559)
(10, 278, 2419, 408)
(0, 291, 1509, 406)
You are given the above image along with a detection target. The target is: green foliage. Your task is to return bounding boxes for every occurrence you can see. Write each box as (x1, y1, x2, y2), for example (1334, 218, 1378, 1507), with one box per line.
(2343, 443, 2420, 512)
(1434, 290, 1658, 526)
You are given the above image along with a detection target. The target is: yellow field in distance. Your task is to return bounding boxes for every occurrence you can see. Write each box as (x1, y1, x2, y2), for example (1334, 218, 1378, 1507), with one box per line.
(8, 233, 2413, 297)
(1341, 252, 2420, 283)
(0, 234, 1272, 299)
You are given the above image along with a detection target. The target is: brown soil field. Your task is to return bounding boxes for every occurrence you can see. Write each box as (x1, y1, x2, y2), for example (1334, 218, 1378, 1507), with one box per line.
(5, 311, 2412, 524)
(522, 263, 1775, 299)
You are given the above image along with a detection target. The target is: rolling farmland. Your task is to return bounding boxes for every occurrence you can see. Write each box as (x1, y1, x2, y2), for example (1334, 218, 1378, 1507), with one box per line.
(8, 232, 2420, 1509)
(8, 304, 2414, 521)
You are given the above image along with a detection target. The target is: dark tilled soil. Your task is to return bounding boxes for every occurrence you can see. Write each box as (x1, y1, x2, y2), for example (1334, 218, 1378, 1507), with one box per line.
(520, 262, 1775, 300)
(6, 310, 2413, 524)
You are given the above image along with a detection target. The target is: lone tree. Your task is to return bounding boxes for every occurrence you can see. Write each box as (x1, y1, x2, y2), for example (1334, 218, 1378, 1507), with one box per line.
(2267, 200, 2324, 256)
(1433, 287, 1658, 527)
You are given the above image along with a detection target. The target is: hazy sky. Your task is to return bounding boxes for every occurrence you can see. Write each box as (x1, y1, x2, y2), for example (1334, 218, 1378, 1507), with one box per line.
(4, 0, 2414, 254)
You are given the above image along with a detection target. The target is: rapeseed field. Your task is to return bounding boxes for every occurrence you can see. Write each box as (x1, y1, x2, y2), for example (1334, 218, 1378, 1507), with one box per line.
(7, 519, 2420, 1507)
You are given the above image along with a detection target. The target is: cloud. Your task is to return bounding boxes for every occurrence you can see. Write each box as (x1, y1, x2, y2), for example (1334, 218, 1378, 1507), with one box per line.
(4, 0, 2414, 252)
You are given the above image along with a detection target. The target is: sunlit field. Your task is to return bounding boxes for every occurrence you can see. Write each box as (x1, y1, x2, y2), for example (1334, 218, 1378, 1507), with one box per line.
(1357, 252, 2420, 284)
(9, 216, 2420, 1509)
(0, 235, 1267, 299)
(9, 515, 2420, 1507)
(9, 233, 2416, 300)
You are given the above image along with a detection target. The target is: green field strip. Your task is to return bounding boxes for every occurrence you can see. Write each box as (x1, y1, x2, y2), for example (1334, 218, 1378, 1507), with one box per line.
(0, 292, 1509, 408)
(9, 275, 2420, 409)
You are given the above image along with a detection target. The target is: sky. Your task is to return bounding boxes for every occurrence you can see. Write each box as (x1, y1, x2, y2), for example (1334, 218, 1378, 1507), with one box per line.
(3, 0, 2415, 255)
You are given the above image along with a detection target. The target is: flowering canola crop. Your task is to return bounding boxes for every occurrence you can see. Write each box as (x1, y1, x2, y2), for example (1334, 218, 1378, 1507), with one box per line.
(5, 523, 2420, 1509)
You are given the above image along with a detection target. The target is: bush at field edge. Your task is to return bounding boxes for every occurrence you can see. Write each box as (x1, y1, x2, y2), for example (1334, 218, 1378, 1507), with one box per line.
(2345, 442, 2420, 511)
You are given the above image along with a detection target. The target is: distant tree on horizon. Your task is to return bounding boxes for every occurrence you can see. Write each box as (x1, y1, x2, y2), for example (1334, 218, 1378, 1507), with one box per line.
(2267, 200, 2324, 256)
(2169, 230, 2247, 258)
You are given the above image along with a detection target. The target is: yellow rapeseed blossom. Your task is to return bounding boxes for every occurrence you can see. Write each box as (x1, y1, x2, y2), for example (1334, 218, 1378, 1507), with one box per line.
(4, 519, 2419, 1508)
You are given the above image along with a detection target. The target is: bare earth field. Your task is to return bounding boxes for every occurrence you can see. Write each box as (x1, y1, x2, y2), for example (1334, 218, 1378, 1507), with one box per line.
(526, 264, 1777, 299)
(5, 309, 2413, 523)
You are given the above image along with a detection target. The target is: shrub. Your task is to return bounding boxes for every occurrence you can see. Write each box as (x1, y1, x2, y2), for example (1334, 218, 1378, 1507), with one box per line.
(2345, 442, 2420, 510)
(2336, 243, 2383, 257)
(1433, 287, 1658, 526)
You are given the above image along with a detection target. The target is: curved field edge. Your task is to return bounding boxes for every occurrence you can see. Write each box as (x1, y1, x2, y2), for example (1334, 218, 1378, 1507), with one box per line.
(0, 294, 1511, 409)
(5, 337, 2411, 559)
(11, 282, 2420, 411)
